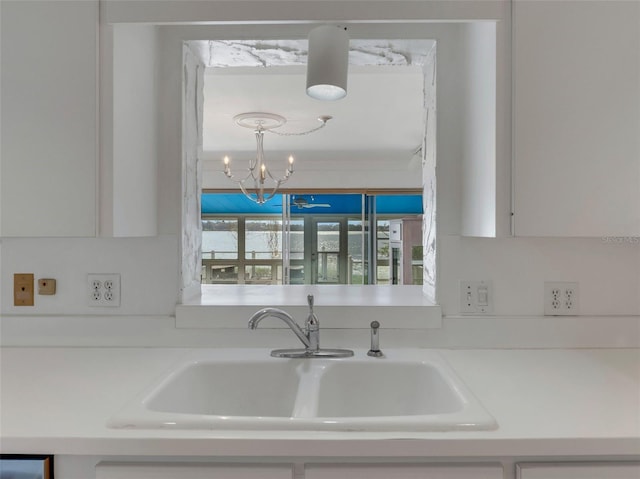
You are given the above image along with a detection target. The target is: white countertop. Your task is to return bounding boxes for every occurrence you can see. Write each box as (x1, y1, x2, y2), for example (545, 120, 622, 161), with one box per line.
(1, 347, 639, 457)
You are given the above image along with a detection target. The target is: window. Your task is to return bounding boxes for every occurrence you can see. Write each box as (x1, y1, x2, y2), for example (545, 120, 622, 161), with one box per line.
(201, 193, 423, 285)
(202, 217, 283, 284)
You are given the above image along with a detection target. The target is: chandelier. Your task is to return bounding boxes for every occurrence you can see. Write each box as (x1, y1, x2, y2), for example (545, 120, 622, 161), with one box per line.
(223, 112, 331, 204)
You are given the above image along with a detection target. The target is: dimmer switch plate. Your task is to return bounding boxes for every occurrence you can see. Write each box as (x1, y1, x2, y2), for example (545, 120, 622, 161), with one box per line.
(460, 280, 493, 314)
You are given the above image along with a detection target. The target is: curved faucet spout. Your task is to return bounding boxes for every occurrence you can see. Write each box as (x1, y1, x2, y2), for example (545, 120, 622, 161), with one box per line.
(248, 307, 311, 349)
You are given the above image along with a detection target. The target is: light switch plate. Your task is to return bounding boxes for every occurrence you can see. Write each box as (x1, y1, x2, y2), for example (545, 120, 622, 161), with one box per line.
(460, 280, 493, 314)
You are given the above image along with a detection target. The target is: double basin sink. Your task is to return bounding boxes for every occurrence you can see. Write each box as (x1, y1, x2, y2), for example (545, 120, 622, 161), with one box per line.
(108, 349, 497, 432)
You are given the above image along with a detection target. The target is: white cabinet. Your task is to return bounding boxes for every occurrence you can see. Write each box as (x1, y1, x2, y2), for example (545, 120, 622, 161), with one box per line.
(95, 462, 293, 479)
(517, 462, 640, 479)
(512, 0, 640, 237)
(0, 0, 98, 237)
(305, 463, 502, 479)
(94, 462, 502, 479)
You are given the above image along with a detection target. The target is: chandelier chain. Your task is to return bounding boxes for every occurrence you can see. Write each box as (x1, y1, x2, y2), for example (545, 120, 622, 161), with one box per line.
(266, 116, 332, 137)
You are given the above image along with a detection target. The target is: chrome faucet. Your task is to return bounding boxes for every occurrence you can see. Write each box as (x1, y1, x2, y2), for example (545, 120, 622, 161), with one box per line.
(367, 320, 383, 357)
(248, 307, 312, 349)
(305, 294, 319, 350)
(248, 294, 353, 358)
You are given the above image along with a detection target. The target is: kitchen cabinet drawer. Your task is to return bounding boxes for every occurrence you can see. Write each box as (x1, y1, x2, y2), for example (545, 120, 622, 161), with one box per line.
(305, 463, 502, 479)
(95, 462, 293, 479)
(517, 462, 640, 479)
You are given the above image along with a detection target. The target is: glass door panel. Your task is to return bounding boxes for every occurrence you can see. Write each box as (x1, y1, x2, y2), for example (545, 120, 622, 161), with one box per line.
(376, 219, 391, 284)
(313, 220, 341, 284)
(243, 217, 284, 285)
(288, 218, 306, 284)
(244, 218, 282, 260)
(347, 219, 365, 284)
(202, 218, 240, 284)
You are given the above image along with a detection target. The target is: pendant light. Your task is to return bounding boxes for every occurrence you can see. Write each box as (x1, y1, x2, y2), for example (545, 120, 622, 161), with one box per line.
(306, 25, 349, 101)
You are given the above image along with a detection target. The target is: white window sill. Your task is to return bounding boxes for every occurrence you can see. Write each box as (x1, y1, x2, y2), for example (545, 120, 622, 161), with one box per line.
(176, 284, 441, 329)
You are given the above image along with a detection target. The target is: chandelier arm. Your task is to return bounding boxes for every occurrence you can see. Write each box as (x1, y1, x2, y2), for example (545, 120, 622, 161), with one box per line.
(224, 167, 255, 184)
(261, 182, 282, 204)
(238, 181, 255, 202)
(240, 179, 265, 204)
(235, 175, 281, 205)
(264, 166, 292, 184)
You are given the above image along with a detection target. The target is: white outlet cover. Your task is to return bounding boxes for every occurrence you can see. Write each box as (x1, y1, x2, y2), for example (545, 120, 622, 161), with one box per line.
(88, 273, 121, 307)
(544, 281, 579, 316)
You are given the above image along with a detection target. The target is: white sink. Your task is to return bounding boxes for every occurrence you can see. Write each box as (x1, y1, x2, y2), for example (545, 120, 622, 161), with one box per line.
(316, 362, 464, 417)
(146, 361, 302, 418)
(108, 349, 497, 432)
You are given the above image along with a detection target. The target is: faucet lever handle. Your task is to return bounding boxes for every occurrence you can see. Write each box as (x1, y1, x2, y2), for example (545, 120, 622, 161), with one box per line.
(306, 294, 319, 351)
(306, 294, 318, 326)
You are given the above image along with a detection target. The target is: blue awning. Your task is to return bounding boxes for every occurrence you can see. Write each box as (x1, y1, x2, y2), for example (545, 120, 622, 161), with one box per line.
(202, 193, 423, 215)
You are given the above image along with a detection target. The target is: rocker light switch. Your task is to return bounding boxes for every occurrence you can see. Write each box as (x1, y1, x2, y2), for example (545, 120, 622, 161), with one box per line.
(477, 287, 489, 306)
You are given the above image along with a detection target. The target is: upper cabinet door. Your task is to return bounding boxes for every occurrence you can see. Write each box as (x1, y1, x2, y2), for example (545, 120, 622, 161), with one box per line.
(513, 1, 640, 237)
(0, 0, 98, 237)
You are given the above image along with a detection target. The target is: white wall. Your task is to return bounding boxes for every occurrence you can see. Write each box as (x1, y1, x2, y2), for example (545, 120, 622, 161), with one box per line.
(459, 22, 497, 237)
(112, 25, 159, 237)
(1, 1, 639, 330)
(180, 45, 205, 301)
(156, 28, 184, 237)
(435, 22, 500, 238)
(440, 236, 640, 316)
(0, 236, 178, 316)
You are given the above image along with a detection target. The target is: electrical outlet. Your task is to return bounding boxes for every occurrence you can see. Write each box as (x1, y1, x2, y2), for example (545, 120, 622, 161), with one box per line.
(544, 281, 579, 316)
(460, 280, 493, 314)
(88, 273, 120, 307)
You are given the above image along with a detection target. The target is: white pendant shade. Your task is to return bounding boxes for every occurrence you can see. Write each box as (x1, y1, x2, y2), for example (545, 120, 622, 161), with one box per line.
(306, 25, 349, 101)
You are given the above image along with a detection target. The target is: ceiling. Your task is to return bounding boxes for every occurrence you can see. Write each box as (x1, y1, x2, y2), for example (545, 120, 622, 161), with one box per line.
(197, 39, 435, 168)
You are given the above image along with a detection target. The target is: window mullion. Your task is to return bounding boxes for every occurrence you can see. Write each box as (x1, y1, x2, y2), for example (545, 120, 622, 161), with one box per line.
(238, 217, 246, 284)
